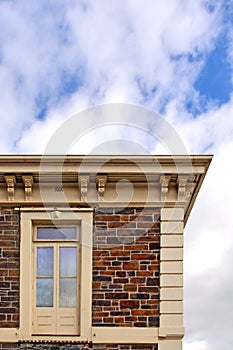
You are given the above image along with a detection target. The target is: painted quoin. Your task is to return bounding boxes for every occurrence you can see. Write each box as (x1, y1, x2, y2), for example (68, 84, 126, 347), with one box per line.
(0, 155, 212, 350)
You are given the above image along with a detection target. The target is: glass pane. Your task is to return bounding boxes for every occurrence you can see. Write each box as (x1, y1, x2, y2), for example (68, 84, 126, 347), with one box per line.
(36, 278, 53, 307)
(37, 227, 76, 240)
(60, 247, 77, 277)
(59, 278, 77, 307)
(37, 247, 53, 277)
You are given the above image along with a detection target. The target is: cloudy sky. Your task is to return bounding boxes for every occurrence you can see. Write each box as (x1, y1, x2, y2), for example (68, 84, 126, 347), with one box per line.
(0, 0, 233, 348)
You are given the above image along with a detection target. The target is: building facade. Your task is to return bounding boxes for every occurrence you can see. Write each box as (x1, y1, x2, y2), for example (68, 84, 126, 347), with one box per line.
(0, 155, 212, 350)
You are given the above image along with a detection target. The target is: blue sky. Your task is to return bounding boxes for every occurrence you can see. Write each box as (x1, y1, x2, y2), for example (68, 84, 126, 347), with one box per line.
(0, 1, 233, 349)
(194, 10, 232, 108)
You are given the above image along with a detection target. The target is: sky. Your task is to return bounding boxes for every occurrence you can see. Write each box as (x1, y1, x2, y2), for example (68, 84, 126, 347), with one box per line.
(0, 0, 233, 348)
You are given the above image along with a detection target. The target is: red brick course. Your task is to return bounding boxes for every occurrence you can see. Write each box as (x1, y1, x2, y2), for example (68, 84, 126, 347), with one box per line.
(93, 208, 160, 327)
(0, 208, 20, 328)
(93, 344, 158, 349)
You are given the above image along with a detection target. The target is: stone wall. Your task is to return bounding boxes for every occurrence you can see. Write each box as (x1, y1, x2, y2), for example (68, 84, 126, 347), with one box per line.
(0, 206, 160, 347)
(93, 345, 158, 350)
(0, 343, 18, 350)
(0, 208, 20, 328)
(19, 343, 92, 350)
(93, 208, 160, 327)
(1, 343, 158, 350)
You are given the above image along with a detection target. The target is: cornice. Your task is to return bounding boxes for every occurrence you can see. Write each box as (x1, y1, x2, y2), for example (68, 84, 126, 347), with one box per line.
(0, 155, 213, 225)
(0, 155, 212, 177)
(0, 154, 212, 164)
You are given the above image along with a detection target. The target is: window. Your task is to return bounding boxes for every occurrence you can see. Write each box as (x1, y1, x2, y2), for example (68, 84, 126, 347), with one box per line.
(33, 227, 80, 335)
(20, 209, 93, 341)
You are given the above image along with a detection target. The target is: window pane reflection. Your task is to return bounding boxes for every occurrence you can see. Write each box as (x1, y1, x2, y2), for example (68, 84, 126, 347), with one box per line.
(60, 247, 77, 277)
(37, 227, 76, 240)
(36, 278, 53, 307)
(37, 247, 53, 277)
(59, 278, 76, 307)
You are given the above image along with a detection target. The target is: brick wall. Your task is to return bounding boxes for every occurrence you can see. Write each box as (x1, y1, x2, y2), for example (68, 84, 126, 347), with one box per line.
(2, 343, 158, 350)
(3, 343, 91, 350)
(93, 345, 158, 350)
(0, 208, 20, 328)
(93, 208, 160, 327)
(0, 206, 160, 348)
(0, 343, 18, 350)
(19, 343, 91, 350)
(0, 343, 157, 350)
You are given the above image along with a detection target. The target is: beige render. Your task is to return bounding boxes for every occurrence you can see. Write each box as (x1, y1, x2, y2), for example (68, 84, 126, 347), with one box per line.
(0, 155, 212, 350)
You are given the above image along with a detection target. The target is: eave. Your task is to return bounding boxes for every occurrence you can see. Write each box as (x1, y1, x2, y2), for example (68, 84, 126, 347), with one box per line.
(0, 155, 212, 225)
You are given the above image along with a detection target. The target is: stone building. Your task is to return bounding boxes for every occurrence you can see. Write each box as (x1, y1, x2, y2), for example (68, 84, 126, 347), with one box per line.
(0, 155, 212, 350)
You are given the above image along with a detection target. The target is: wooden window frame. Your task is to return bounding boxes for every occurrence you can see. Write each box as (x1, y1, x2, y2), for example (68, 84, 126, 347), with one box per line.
(33, 241, 80, 335)
(19, 208, 93, 342)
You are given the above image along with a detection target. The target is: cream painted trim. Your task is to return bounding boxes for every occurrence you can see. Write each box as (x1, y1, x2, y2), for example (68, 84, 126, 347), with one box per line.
(160, 208, 184, 221)
(160, 315, 183, 328)
(159, 339, 182, 350)
(160, 275, 183, 287)
(160, 207, 184, 347)
(160, 262, 183, 274)
(0, 326, 185, 345)
(160, 301, 183, 314)
(161, 222, 184, 234)
(0, 154, 212, 226)
(159, 327, 184, 337)
(19, 207, 93, 212)
(91, 327, 159, 343)
(161, 235, 183, 248)
(0, 329, 19, 342)
(161, 247, 183, 261)
(19, 208, 93, 342)
(160, 287, 183, 301)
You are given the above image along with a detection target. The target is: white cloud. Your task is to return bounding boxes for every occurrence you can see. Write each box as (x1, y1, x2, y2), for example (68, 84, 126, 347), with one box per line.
(16, 90, 90, 153)
(0, 0, 221, 153)
(164, 94, 233, 154)
(184, 138, 233, 349)
(184, 340, 209, 350)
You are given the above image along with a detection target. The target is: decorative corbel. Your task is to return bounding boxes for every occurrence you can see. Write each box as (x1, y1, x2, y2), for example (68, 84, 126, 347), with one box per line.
(96, 175, 107, 199)
(78, 175, 90, 198)
(4, 175, 16, 201)
(185, 175, 196, 201)
(177, 176, 188, 202)
(160, 175, 171, 202)
(22, 175, 33, 201)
